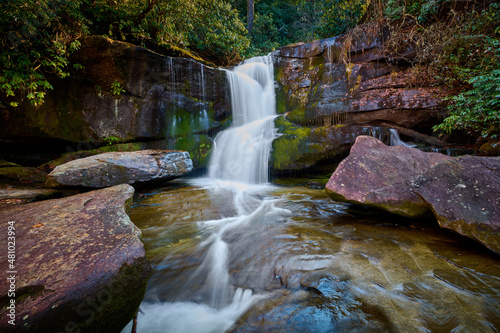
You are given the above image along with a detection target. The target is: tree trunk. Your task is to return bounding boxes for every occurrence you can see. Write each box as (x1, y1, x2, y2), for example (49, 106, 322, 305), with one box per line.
(247, 0, 254, 34)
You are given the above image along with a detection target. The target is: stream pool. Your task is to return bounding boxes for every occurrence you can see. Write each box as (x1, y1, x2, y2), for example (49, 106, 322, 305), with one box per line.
(122, 179, 500, 333)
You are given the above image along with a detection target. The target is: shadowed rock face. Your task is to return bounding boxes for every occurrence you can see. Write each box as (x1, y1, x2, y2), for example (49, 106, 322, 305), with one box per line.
(414, 156, 500, 255)
(0, 184, 151, 333)
(46, 150, 193, 188)
(325, 136, 453, 217)
(0, 36, 230, 145)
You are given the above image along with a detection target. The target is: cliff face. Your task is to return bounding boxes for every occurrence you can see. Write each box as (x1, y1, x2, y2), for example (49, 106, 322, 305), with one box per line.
(1, 28, 449, 172)
(271, 23, 448, 172)
(0, 36, 230, 158)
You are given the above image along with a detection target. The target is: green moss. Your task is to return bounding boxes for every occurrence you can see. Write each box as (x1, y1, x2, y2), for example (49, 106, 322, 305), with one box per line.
(165, 107, 216, 137)
(271, 117, 312, 170)
(310, 56, 325, 70)
(173, 134, 213, 168)
(286, 107, 306, 124)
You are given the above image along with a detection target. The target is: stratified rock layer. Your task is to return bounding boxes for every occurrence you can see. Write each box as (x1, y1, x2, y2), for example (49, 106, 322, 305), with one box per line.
(414, 156, 500, 255)
(325, 136, 453, 217)
(0, 184, 151, 332)
(272, 23, 448, 173)
(46, 150, 193, 188)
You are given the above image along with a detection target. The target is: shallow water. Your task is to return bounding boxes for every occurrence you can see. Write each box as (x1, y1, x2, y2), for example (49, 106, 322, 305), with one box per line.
(123, 180, 500, 333)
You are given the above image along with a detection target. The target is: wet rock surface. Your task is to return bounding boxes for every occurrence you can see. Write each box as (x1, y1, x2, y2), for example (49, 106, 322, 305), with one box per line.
(271, 117, 385, 171)
(414, 156, 500, 255)
(46, 150, 193, 188)
(272, 22, 448, 173)
(325, 136, 453, 217)
(0, 36, 230, 145)
(0, 185, 61, 207)
(0, 184, 151, 332)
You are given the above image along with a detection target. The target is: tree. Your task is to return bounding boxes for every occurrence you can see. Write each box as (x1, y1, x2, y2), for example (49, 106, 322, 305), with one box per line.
(247, 0, 255, 33)
(0, 0, 86, 108)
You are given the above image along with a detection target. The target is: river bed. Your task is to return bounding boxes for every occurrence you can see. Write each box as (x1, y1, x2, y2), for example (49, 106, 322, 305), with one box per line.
(123, 179, 500, 333)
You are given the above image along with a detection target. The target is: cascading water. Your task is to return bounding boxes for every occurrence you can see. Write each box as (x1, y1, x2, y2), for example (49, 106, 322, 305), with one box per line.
(208, 56, 277, 183)
(389, 128, 416, 147)
(123, 55, 500, 333)
(126, 55, 290, 333)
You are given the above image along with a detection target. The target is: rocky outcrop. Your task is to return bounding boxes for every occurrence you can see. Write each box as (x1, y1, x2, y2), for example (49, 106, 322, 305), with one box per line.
(0, 160, 48, 184)
(414, 156, 500, 255)
(0, 36, 229, 168)
(46, 150, 193, 188)
(325, 136, 453, 217)
(325, 137, 500, 253)
(271, 117, 384, 171)
(0, 184, 151, 332)
(272, 23, 448, 173)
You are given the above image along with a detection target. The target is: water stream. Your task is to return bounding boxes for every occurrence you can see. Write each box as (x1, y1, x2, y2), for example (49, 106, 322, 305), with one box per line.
(123, 56, 500, 332)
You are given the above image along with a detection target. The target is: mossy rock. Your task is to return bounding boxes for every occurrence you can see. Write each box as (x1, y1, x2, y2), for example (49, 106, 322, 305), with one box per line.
(271, 117, 315, 170)
(0, 166, 48, 184)
(169, 134, 214, 169)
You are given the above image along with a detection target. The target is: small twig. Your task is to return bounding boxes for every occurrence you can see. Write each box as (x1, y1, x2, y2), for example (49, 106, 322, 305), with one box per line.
(131, 311, 138, 333)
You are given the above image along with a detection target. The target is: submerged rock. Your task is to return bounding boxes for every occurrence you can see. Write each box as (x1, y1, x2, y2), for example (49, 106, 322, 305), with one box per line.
(414, 156, 500, 255)
(46, 150, 193, 188)
(0, 184, 151, 332)
(325, 136, 452, 217)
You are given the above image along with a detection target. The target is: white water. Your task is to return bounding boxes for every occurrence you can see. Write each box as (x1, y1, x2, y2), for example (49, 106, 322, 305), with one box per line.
(389, 128, 416, 147)
(208, 56, 277, 183)
(369, 127, 416, 147)
(125, 55, 287, 333)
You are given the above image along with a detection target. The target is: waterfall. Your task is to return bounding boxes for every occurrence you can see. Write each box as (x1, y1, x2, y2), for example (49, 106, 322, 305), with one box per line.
(125, 55, 289, 333)
(208, 56, 277, 183)
(368, 127, 416, 147)
(389, 129, 416, 147)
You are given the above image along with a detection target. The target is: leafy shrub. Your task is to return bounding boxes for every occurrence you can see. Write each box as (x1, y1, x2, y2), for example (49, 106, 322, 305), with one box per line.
(435, 70, 500, 141)
(0, 0, 86, 107)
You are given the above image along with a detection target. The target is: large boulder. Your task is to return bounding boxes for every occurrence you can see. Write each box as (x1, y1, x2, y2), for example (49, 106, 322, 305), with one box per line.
(413, 156, 500, 255)
(325, 136, 453, 217)
(0, 184, 151, 332)
(46, 150, 193, 188)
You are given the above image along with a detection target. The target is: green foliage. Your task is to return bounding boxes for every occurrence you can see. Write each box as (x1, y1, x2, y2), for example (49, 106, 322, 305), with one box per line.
(104, 136, 120, 146)
(187, 1, 250, 64)
(0, 0, 86, 107)
(238, 0, 366, 55)
(316, 0, 367, 38)
(110, 80, 125, 96)
(382, 0, 448, 23)
(434, 70, 500, 141)
(431, 3, 500, 143)
(373, 1, 500, 144)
